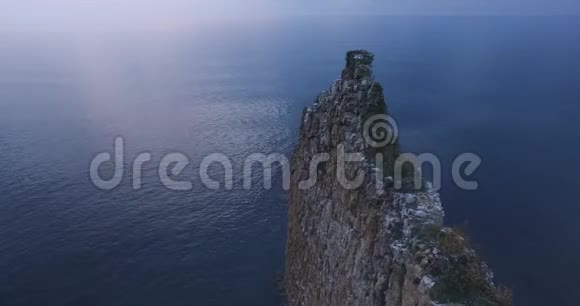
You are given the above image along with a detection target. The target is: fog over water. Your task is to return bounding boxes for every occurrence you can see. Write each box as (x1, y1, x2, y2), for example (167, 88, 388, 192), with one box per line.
(2, 0, 580, 32)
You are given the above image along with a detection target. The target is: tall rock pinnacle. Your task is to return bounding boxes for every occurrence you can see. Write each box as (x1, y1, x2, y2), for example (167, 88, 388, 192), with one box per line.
(284, 50, 511, 306)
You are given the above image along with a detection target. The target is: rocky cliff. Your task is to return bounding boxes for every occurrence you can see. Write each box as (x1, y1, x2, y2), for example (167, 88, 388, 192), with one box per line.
(284, 50, 511, 306)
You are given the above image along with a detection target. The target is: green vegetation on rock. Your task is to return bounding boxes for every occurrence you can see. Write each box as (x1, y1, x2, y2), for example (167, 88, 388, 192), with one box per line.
(415, 224, 513, 306)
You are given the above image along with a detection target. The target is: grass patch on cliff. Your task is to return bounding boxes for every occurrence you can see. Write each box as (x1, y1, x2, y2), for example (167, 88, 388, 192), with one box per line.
(362, 82, 402, 179)
(361, 82, 424, 191)
(415, 223, 441, 242)
(354, 51, 437, 192)
(431, 264, 512, 306)
(414, 224, 513, 306)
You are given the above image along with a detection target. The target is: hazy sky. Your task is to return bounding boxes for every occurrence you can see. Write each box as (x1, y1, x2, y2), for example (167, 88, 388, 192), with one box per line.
(2, 0, 579, 31)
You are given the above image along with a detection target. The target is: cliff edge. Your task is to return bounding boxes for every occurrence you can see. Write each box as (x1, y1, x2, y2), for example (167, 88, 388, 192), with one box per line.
(284, 50, 511, 306)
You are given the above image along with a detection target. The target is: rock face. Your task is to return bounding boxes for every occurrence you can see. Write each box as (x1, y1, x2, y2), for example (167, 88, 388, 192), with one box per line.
(284, 51, 511, 306)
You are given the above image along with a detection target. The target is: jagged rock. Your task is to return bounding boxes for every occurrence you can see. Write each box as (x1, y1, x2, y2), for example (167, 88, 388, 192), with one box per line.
(284, 51, 511, 306)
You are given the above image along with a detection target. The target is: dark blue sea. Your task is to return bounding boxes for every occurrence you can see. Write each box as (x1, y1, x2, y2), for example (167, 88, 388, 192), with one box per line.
(1, 16, 579, 306)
